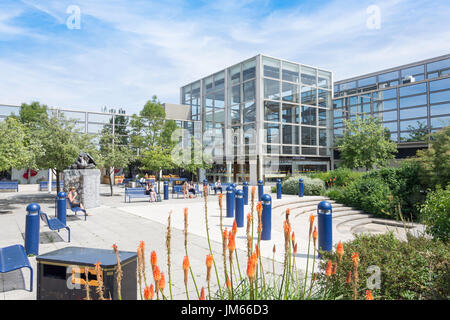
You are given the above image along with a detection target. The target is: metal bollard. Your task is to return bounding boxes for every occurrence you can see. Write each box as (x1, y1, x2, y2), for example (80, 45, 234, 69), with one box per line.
(163, 181, 169, 200)
(261, 194, 272, 240)
(235, 189, 244, 227)
(276, 179, 282, 199)
(226, 185, 235, 218)
(242, 181, 249, 206)
(258, 180, 264, 201)
(56, 192, 67, 225)
(298, 178, 304, 197)
(25, 203, 41, 255)
(317, 201, 333, 252)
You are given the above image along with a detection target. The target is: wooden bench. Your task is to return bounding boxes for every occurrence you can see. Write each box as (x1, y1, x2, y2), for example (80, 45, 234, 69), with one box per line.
(0, 244, 33, 292)
(125, 187, 155, 203)
(0, 181, 18, 192)
(39, 212, 71, 242)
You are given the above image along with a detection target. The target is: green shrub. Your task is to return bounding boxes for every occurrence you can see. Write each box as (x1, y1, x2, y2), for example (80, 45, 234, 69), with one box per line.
(318, 233, 450, 300)
(420, 185, 450, 242)
(336, 176, 393, 218)
(324, 186, 344, 200)
(281, 175, 325, 196)
(363, 161, 424, 220)
(310, 168, 364, 188)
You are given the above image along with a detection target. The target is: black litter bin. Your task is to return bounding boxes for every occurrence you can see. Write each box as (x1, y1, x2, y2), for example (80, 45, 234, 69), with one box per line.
(36, 246, 137, 300)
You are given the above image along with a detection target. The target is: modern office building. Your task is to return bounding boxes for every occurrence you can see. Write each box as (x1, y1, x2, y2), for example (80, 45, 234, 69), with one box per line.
(180, 54, 333, 184)
(333, 54, 450, 167)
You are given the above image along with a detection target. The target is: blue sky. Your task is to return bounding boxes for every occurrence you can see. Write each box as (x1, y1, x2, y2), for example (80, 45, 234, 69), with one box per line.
(0, 0, 449, 115)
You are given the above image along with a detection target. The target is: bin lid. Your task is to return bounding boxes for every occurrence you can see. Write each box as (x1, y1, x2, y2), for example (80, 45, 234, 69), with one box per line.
(36, 246, 137, 268)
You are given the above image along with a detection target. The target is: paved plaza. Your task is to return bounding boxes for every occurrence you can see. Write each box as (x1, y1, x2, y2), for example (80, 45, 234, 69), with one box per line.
(0, 184, 424, 300)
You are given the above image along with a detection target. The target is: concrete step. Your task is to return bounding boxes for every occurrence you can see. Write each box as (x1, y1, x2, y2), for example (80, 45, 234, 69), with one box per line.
(293, 207, 365, 218)
(272, 196, 331, 209)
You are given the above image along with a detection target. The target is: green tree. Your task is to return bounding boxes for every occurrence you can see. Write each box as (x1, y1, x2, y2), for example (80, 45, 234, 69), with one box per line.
(19, 101, 48, 126)
(34, 114, 95, 192)
(337, 116, 398, 170)
(98, 129, 136, 196)
(130, 96, 178, 178)
(0, 117, 41, 172)
(415, 125, 450, 188)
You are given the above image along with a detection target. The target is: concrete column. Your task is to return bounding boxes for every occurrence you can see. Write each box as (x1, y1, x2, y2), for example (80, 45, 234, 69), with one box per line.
(226, 161, 233, 183)
(249, 159, 257, 186)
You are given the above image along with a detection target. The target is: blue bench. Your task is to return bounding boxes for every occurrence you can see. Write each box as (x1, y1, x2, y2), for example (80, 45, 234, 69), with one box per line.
(39, 181, 64, 191)
(117, 178, 132, 187)
(0, 244, 33, 292)
(39, 212, 71, 242)
(0, 181, 18, 192)
(172, 185, 184, 199)
(67, 199, 87, 221)
(125, 187, 155, 203)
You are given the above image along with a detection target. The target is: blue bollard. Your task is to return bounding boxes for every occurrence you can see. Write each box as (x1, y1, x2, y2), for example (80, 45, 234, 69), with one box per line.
(298, 178, 304, 197)
(261, 194, 272, 240)
(317, 201, 333, 252)
(235, 189, 244, 227)
(276, 179, 282, 199)
(258, 180, 264, 201)
(164, 181, 169, 200)
(25, 203, 41, 256)
(56, 192, 67, 225)
(242, 181, 249, 206)
(226, 185, 235, 218)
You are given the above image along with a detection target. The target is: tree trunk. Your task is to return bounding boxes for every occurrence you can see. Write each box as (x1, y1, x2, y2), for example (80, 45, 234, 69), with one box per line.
(109, 167, 114, 196)
(56, 169, 61, 193)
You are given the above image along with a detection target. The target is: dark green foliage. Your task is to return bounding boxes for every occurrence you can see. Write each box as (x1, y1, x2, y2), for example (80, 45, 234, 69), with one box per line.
(334, 176, 394, 218)
(318, 233, 450, 300)
(419, 185, 450, 242)
(363, 161, 425, 220)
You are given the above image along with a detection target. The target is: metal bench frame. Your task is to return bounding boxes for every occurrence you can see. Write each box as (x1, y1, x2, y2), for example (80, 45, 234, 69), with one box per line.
(67, 199, 87, 221)
(39, 212, 71, 242)
(125, 187, 156, 203)
(0, 244, 33, 292)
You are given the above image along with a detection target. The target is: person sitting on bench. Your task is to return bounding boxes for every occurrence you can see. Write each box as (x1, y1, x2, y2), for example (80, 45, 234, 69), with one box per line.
(67, 187, 90, 215)
(188, 181, 196, 198)
(145, 182, 157, 202)
(182, 181, 189, 199)
(214, 179, 223, 194)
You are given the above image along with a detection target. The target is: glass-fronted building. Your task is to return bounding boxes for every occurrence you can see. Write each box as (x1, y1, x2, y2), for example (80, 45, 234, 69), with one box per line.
(333, 54, 450, 166)
(181, 54, 333, 184)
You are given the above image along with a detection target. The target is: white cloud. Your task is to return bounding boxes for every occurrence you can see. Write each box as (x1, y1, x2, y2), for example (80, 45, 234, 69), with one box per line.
(0, 0, 449, 114)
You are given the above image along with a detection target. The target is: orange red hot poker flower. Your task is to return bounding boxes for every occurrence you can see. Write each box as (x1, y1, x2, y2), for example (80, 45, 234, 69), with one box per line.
(336, 242, 344, 261)
(144, 284, 155, 300)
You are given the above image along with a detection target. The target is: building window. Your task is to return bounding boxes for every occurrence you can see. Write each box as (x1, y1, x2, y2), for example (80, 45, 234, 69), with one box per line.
(264, 101, 280, 122)
(429, 77, 450, 92)
(301, 106, 317, 125)
(242, 59, 256, 81)
(399, 94, 427, 108)
(263, 56, 280, 79)
(430, 90, 450, 104)
(399, 83, 426, 97)
(282, 82, 299, 103)
(301, 126, 317, 146)
(282, 61, 299, 83)
(282, 103, 299, 124)
(264, 79, 280, 100)
(301, 66, 317, 86)
(301, 86, 316, 105)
